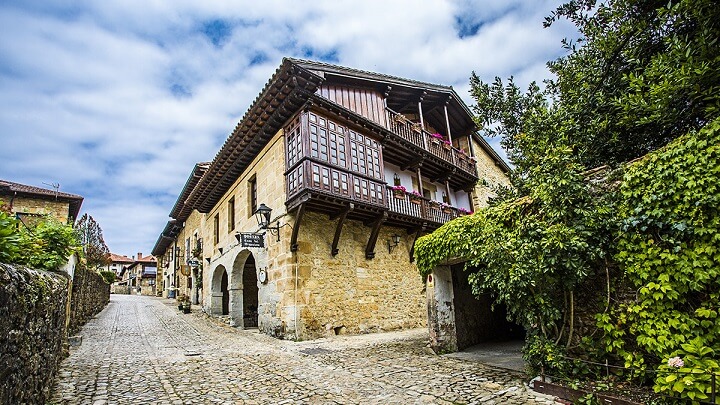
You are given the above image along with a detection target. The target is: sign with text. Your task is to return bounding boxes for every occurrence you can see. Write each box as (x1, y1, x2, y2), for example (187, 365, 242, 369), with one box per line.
(239, 232, 265, 248)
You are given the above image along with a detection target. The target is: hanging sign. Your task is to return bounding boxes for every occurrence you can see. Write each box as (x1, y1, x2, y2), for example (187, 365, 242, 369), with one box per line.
(239, 232, 265, 248)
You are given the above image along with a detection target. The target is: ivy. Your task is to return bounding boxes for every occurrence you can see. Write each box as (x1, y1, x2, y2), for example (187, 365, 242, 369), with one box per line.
(597, 118, 720, 402)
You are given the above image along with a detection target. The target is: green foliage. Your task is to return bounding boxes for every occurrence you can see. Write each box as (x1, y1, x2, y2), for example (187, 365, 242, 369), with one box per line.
(0, 206, 80, 271)
(0, 202, 21, 263)
(416, 145, 616, 349)
(654, 338, 719, 403)
(20, 218, 80, 271)
(99, 270, 116, 284)
(596, 119, 720, 401)
(544, 0, 720, 168)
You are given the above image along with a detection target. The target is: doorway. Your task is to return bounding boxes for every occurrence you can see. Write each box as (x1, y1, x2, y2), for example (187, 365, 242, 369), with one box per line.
(242, 255, 258, 328)
(221, 269, 229, 315)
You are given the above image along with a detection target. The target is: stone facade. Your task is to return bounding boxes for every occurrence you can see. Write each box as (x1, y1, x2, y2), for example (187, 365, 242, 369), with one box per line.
(8, 196, 73, 224)
(293, 212, 426, 338)
(0, 263, 69, 404)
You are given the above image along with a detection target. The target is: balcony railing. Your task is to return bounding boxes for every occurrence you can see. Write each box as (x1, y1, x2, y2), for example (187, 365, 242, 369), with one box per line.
(386, 186, 466, 225)
(385, 108, 478, 176)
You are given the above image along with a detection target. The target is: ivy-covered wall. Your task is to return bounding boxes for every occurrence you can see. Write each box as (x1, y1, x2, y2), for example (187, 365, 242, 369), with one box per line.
(0, 263, 69, 404)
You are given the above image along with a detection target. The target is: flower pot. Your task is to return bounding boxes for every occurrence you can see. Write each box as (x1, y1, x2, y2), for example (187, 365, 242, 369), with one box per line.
(178, 304, 184, 311)
(183, 307, 191, 314)
(392, 190, 405, 199)
(409, 197, 422, 205)
(443, 143, 452, 150)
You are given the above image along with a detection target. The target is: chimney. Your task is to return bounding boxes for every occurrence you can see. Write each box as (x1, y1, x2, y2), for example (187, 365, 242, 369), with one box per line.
(137, 252, 143, 260)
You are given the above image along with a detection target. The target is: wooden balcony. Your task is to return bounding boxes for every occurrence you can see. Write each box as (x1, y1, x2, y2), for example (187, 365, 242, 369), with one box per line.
(385, 109, 478, 177)
(285, 158, 468, 229)
(386, 187, 464, 227)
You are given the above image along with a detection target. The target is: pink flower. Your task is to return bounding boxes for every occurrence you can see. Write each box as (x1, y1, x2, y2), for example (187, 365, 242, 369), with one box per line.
(668, 356, 684, 368)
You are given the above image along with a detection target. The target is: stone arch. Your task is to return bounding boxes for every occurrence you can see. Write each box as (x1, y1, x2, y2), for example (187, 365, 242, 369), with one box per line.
(210, 264, 228, 315)
(227, 250, 258, 327)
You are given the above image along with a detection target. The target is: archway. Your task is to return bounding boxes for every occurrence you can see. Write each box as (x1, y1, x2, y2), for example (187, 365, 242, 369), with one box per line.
(228, 250, 258, 328)
(210, 264, 228, 316)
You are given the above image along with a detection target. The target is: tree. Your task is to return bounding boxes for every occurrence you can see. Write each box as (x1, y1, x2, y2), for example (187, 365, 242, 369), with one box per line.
(75, 213, 111, 269)
(473, 0, 720, 173)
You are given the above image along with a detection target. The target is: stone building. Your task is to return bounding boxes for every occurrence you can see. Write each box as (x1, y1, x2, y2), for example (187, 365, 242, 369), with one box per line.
(118, 253, 157, 296)
(0, 179, 83, 225)
(152, 58, 509, 340)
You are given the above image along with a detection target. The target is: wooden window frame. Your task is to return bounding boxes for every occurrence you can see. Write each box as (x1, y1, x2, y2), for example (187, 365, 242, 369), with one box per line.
(227, 197, 235, 232)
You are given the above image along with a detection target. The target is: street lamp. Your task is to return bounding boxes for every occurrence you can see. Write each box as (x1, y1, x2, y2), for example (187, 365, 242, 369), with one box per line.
(387, 234, 401, 253)
(254, 203, 280, 241)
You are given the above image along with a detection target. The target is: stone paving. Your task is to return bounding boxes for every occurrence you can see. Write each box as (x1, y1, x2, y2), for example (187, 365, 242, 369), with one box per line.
(50, 294, 557, 404)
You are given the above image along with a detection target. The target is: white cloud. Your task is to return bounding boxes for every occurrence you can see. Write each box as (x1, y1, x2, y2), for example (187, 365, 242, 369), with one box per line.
(0, 0, 576, 255)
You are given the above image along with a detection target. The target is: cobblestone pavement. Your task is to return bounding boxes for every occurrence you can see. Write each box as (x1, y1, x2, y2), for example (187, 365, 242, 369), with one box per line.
(50, 294, 556, 404)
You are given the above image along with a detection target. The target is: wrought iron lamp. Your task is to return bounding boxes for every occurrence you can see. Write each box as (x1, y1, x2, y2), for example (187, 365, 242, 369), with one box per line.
(254, 203, 281, 242)
(387, 234, 401, 253)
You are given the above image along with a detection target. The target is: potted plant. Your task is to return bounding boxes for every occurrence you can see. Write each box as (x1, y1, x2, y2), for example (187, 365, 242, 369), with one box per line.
(429, 133, 444, 145)
(458, 207, 472, 215)
(176, 294, 186, 311)
(183, 300, 191, 314)
(440, 203, 453, 214)
(428, 200, 441, 209)
(411, 122, 423, 133)
(408, 190, 422, 204)
(391, 185, 406, 199)
(442, 140, 452, 150)
(457, 148, 469, 160)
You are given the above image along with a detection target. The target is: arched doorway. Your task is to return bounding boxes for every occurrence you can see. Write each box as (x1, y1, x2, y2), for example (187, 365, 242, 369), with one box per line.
(210, 264, 228, 316)
(228, 250, 258, 328)
(242, 255, 258, 328)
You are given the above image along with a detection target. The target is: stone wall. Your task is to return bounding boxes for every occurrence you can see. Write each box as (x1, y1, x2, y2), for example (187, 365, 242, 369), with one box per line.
(293, 212, 427, 339)
(0, 263, 69, 404)
(68, 264, 110, 336)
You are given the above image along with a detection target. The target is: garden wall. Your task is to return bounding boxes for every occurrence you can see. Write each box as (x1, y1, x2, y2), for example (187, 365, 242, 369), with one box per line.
(0, 263, 69, 404)
(68, 264, 110, 336)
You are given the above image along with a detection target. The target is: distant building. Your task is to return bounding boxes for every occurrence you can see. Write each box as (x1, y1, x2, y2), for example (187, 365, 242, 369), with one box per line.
(105, 253, 134, 278)
(0, 179, 83, 225)
(152, 58, 510, 339)
(117, 253, 157, 296)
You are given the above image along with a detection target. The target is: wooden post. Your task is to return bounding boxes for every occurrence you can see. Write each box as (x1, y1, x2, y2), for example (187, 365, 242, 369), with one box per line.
(418, 92, 427, 149)
(444, 101, 456, 165)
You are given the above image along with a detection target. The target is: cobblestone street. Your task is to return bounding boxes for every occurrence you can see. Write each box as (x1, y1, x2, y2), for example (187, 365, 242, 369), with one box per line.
(51, 294, 555, 404)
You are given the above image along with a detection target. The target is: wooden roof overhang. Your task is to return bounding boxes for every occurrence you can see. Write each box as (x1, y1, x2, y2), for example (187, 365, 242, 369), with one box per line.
(289, 58, 477, 139)
(151, 219, 180, 256)
(186, 60, 325, 215)
(170, 163, 209, 221)
(306, 95, 479, 191)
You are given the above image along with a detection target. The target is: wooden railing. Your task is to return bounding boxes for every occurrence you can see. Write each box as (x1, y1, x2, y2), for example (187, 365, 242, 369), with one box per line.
(386, 186, 464, 225)
(385, 108, 478, 177)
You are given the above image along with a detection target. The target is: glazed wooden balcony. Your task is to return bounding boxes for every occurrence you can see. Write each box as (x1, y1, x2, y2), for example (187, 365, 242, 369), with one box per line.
(385, 108, 478, 177)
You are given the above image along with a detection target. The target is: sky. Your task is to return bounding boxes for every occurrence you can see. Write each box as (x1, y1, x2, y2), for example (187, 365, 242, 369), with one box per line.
(0, 1, 577, 258)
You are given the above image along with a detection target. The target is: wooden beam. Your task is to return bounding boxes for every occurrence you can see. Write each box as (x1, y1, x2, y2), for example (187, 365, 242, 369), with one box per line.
(331, 204, 353, 256)
(400, 156, 424, 171)
(408, 227, 426, 263)
(290, 202, 306, 252)
(365, 212, 387, 259)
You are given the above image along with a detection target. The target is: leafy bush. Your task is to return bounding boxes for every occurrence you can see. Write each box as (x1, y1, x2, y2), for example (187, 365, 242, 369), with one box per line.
(99, 270, 116, 284)
(0, 203, 20, 263)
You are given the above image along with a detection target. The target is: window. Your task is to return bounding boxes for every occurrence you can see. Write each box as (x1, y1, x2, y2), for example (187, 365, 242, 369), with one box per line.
(213, 214, 219, 245)
(248, 176, 257, 216)
(227, 197, 235, 232)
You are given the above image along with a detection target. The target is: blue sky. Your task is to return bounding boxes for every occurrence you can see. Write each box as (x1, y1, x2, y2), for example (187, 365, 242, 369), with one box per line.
(0, 1, 576, 257)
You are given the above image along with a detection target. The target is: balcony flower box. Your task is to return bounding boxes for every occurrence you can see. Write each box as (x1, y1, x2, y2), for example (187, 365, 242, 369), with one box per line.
(440, 203, 453, 214)
(458, 207, 472, 215)
(428, 200, 441, 209)
(408, 191, 422, 205)
(411, 122, 423, 133)
(391, 185, 406, 199)
(442, 140, 452, 150)
(430, 133, 444, 145)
